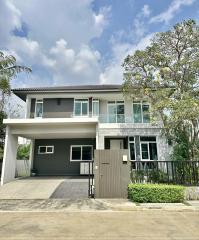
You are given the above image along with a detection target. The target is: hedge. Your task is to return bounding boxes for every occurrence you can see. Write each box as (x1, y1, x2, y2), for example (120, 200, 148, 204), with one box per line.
(128, 183, 185, 203)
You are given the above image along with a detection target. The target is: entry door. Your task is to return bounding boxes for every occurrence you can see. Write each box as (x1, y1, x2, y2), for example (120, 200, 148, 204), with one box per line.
(110, 139, 123, 149)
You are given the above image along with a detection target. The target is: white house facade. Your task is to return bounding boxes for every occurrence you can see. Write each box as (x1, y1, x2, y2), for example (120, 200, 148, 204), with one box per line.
(1, 85, 170, 185)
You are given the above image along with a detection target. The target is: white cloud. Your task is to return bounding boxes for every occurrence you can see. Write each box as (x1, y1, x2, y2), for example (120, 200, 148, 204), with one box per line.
(150, 0, 195, 24)
(100, 34, 154, 84)
(132, 4, 151, 39)
(11, 0, 110, 50)
(142, 5, 151, 17)
(0, 0, 21, 45)
(47, 39, 101, 85)
(93, 6, 111, 35)
(0, 0, 111, 87)
(133, 18, 146, 39)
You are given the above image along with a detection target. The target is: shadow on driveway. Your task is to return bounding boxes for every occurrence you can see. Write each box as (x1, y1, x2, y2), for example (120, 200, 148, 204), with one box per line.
(50, 177, 89, 199)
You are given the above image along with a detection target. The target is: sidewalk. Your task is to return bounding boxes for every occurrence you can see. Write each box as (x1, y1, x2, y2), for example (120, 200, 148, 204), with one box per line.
(0, 199, 198, 212)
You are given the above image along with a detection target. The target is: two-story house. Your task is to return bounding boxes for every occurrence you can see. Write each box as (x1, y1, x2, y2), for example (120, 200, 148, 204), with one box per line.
(1, 84, 169, 185)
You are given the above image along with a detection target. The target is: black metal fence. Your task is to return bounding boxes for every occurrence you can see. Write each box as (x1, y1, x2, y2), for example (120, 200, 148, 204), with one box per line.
(88, 161, 94, 197)
(130, 161, 199, 186)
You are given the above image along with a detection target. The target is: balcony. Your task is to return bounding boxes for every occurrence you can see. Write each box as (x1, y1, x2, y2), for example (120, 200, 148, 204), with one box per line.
(98, 114, 151, 124)
(6, 112, 157, 124)
(6, 108, 163, 127)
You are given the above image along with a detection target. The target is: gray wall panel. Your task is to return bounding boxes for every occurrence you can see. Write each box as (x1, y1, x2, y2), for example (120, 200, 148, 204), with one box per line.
(30, 98, 35, 118)
(43, 98, 74, 118)
(33, 138, 96, 175)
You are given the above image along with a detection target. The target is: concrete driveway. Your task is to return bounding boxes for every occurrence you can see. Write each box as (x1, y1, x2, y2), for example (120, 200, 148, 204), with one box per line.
(0, 177, 89, 199)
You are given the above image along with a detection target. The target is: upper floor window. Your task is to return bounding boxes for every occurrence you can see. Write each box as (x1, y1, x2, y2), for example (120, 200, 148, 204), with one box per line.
(74, 99, 88, 116)
(133, 101, 150, 123)
(35, 100, 43, 118)
(92, 99, 99, 116)
(108, 101, 125, 123)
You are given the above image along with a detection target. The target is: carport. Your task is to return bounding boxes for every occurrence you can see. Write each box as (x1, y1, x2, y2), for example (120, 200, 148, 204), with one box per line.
(0, 176, 89, 199)
(1, 118, 97, 185)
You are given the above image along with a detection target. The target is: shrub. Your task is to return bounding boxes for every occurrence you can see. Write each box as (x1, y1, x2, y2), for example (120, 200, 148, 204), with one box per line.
(128, 183, 185, 203)
(17, 144, 30, 160)
(148, 169, 168, 183)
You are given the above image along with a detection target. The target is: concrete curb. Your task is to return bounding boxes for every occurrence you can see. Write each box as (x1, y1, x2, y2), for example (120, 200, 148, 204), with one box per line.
(0, 199, 198, 212)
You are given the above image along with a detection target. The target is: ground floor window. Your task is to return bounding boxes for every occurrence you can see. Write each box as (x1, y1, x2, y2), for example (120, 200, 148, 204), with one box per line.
(38, 146, 54, 154)
(70, 145, 93, 161)
(129, 137, 135, 160)
(140, 136, 158, 160)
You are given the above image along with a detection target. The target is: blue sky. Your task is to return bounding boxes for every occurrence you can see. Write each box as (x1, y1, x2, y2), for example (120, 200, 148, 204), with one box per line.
(0, 0, 199, 88)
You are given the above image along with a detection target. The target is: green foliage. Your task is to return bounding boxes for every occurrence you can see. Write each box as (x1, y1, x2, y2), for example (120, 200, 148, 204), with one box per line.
(128, 184, 185, 203)
(123, 20, 199, 160)
(17, 144, 30, 160)
(131, 170, 145, 182)
(0, 51, 31, 111)
(131, 169, 168, 184)
(171, 129, 190, 161)
(0, 146, 4, 161)
(148, 169, 168, 183)
(0, 51, 31, 151)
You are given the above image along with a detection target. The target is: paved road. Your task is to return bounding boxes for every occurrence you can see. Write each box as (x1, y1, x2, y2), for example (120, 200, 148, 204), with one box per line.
(0, 211, 198, 240)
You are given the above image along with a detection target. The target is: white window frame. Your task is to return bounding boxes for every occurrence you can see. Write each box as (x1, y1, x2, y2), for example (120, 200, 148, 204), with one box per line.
(92, 99, 99, 116)
(139, 136, 158, 161)
(128, 136, 136, 161)
(70, 145, 93, 162)
(74, 98, 89, 117)
(34, 99, 43, 118)
(132, 101, 150, 123)
(38, 146, 54, 154)
(107, 100, 125, 123)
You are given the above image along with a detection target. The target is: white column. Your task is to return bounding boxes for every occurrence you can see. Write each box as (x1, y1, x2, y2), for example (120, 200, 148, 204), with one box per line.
(96, 134, 104, 149)
(1, 126, 18, 185)
(29, 139, 35, 175)
(25, 96, 31, 118)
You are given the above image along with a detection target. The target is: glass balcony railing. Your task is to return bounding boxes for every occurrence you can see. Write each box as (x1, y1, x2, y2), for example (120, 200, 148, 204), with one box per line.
(6, 112, 152, 124)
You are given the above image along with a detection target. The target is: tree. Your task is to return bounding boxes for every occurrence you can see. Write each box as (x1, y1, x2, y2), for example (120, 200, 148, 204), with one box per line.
(0, 51, 31, 111)
(17, 144, 30, 160)
(0, 51, 31, 156)
(122, 19, 199, 160)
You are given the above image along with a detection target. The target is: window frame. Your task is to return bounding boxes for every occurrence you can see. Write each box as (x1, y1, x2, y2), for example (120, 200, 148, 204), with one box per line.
(38, 145, 54, 154)
(139, 136, 158, 161)
(34, 99, 43, 118)
(107, 100, 125, 123)
(128, 136, 136, 161)
(92, 99, 99, 116)
(74, 98, 89, 117)
(132, 101, 150, 123)
(70, 145, 93, 162)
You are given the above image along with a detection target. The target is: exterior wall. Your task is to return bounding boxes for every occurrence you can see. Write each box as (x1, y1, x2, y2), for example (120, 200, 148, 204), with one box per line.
(97, 125, 169, 161)
(125, 99, 132, 118)
(43, 98, 74, 118)
(27, 94, 143, 120)
(33, 138, 96, 175)
(104, 137, 128, 149)
(99, 100, 107, 115)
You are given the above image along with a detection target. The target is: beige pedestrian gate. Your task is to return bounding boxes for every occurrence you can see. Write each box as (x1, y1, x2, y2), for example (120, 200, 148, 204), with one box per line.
(94, 150, 131, 198)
